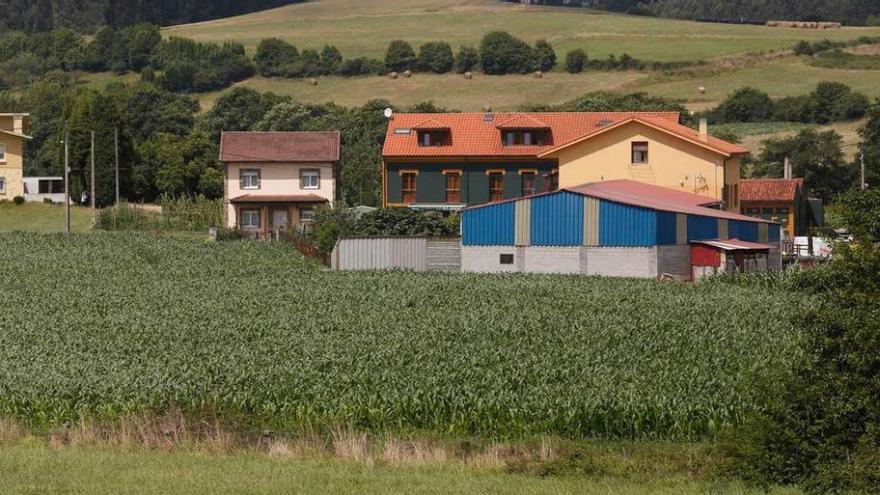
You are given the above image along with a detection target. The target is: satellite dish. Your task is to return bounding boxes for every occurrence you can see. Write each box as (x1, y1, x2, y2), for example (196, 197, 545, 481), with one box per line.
(383, 108, 393, 119)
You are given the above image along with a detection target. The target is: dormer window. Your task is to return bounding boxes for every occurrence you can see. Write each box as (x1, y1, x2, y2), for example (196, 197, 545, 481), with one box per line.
(501, 130, 549, 146)
(417, 130, 449, 147)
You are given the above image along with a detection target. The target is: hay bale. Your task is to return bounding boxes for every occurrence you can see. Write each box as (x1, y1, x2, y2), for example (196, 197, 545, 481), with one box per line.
(534, 70, 543, 79)
(464, 71, 473, 80)
(403, 70, 412, 78)
(308, 78, 318, 86)
(389, 72, 398, 79)
(698, 86, 706, 94)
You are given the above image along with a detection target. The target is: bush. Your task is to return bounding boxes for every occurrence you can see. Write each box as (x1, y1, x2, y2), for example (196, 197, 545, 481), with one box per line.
(339, 57, 385, 76)
(565, 48, 587, 73)
(455, 46, 479, 73)
(479, 31, 534, 75)
(319, 45, 343, 75)
(772, 95, 812, 122)
(417, 41, 454, 74)
(385, 40, 416, 72)
(158, 194, 223, 231)
(254, 38, 299, 77)
(532, 39, 557, 72)
(42, 198, 55, 205)
(95, 203, 152, 231)
(215, 226, 247, 241)
(12, 196, 24, 205)
(711, 87, 775, 123)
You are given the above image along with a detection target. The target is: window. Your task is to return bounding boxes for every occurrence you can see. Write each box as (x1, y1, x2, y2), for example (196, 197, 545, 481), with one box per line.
(401, 172, 417, 204)
(300, 169, 320, 189)
(499, 254, 514, 265)
(240, 169, 260, 190)
(521, 172, 536, 196)
(417, 131, 449, 147)
(631, 142, 649, 164)
(544, 170, 559, 192)
(775, 207, 790, 215)
(745, 207, 761, 215)
(0, 144, 6, 162)
(299, 207, 315, 222)
(0, 176, 5, 194)
(240, 209, 261, 229)
(489, 173, 504, 202)
(445, 173, 461, 204)
(501, 130, 548, 147)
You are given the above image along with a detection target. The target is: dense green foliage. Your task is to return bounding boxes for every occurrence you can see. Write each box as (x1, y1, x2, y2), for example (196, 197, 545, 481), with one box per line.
(384, 40, 417, 73)
(707, 83, 868, 125)
(0, 0, 305, 32)
(417, 42, 454, 74)
(731, 189, 880, 492)
(565, 49, 587, 73)
(859, 99, 880, 188)
(0, 233, 806, 438)
(524, 91, 689, 122)
(309, 207, 459, 254)
(454, 46, 479, 73)
(95, 195, 222, 231)
(479, 31, 537, 75)
(808, 49, 880, 70)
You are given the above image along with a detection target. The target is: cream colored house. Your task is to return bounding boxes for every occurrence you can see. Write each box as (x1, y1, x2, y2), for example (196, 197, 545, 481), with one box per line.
(0, 113, 31, 200)
(219, 131, 340, 235)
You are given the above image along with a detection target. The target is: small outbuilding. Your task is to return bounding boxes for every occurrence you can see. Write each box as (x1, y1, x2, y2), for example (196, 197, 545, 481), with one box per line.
(460, 180, 781, 280)
(690, 239, 771, 280)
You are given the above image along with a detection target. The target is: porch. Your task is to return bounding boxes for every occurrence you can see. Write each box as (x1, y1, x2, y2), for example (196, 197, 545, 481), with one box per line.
(230, 194, 328, 238)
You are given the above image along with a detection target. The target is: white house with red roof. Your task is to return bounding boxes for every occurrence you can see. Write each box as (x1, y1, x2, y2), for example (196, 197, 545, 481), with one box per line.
(220, 131, 340, 235)
(382, 112, 749, 212)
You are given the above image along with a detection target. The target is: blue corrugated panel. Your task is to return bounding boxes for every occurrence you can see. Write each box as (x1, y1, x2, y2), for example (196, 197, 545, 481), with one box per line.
(687, 215, 719, 241)
(768, 224, 781, 242)
(729, 220, 759, 242)
(656, 211, 678, 245)
(530, 191, 584, 246)
(462, 201, 516, 246)
(599, 200, 657, 247)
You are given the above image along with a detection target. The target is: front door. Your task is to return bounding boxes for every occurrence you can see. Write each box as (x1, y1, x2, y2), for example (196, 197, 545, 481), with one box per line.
(272, 208, 289, 231)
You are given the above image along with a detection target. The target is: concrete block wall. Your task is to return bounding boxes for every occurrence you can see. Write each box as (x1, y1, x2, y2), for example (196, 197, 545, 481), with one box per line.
(460, 246, 522, 273)
(584, 247, 658, 279)
(656, 245, 692, 280)
(522, 247, 582, 274)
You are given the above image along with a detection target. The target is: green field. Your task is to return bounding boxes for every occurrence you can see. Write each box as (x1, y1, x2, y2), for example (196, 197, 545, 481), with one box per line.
(0, 203, 93, 233)
(0, 442, 802, 495)
(0, 233, 806, 438)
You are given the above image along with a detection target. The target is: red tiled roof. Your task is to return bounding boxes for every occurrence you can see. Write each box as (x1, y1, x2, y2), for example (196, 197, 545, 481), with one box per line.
(739, 178, 803, 202)
(229, 194, 328, 204)
(382, 112, 748, 159)
(220, 131, 340, 163)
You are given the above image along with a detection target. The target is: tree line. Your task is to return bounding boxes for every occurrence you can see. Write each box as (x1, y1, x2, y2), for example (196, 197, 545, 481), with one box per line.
(0, 0, 305, 33)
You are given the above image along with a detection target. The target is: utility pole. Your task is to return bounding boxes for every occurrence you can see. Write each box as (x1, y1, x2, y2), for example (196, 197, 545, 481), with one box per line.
(63, 130, 70, 235)
(861, 152, 867, 190)
(114, 127, 120, 205)
(90, 131, 96, 219)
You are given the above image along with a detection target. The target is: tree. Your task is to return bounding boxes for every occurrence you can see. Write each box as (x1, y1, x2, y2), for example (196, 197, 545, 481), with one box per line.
(319, 45, 342, 75)
(711, 87, 774, 123)
(454, 46, 478, 73)
(197, 87, 289, 141)
(858, 99, 880, 187)
(384, 40, 416, 72)
(253, 38, 298, 77)
(752, 128, 854, 201)
(565, 48, 587, 73)
(139, 131, 219, 199)
(121, 84, 200, 144)
(532, 39, 556, 72)
(479, 31, 534, 75)
(417, 41, 454, 73)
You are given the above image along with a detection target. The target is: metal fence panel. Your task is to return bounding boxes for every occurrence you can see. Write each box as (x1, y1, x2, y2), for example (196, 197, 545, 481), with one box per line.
(333, 237, 463, 271)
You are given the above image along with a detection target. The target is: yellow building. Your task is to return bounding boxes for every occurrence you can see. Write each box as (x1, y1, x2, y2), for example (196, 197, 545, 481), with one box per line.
(537, 117, 748, 212)
(0, 113, 31, 200)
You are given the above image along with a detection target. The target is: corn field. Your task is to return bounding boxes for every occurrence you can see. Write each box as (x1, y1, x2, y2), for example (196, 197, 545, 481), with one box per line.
(0, 233, 808, 439)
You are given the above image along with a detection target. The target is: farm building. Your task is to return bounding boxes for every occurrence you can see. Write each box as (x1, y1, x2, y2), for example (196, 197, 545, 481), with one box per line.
(461, 179, 781, 279)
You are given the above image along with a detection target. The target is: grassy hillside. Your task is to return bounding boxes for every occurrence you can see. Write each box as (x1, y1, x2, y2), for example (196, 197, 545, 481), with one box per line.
(0, 233, 807, 438)
(164, 0, 880, 62)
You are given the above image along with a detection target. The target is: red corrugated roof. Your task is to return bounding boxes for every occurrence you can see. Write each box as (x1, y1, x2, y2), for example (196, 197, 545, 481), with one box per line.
(220, 131, 340, 163)
(230, 194, 328, 203)
(464, 179, 775, 224)
(382, 112, 748, 158)
(740, 178, 803, 202)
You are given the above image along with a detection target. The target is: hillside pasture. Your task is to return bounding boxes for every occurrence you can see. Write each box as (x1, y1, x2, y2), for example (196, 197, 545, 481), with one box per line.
(0, 233, 807, 439)
(164, 0, 880, 63)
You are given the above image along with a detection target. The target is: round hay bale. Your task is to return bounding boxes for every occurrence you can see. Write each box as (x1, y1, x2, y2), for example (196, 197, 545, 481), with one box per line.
(698, 86, 706, 94)
(464, 71, 473, 80)
(534, 70, 543, 79)
(389, 71, 398, 79)
(308, 78, 318, 86)
(403, 70, 412, 78)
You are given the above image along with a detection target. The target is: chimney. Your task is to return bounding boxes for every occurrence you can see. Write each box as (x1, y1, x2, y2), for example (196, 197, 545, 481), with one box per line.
(698, 118, 708, 142)
(13, 114, 23, 135)
(784, 156, 792, 179)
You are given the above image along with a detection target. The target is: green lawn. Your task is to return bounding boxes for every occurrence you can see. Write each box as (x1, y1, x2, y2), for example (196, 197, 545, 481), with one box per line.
(0, 443, 801, 495)
(0, 202, 93, 233)
(164, 0, 880, 62)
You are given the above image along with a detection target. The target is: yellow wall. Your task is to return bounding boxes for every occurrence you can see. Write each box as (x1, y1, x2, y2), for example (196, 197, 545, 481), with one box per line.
(553, 122, 740, 209)
(0, 133, 25, 199)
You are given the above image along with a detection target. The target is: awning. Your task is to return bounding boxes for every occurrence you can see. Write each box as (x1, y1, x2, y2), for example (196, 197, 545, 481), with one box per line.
(691, 238, 771, 252)
(230, 194, 328, 204)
